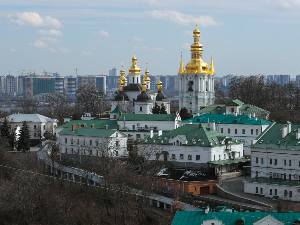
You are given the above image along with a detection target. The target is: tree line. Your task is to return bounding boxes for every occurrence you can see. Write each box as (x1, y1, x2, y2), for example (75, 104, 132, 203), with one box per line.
(215, 76, 300, 123)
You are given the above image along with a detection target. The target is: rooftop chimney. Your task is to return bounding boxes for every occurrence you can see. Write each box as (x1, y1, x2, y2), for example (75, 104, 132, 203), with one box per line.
(252, 113, 256, 118)
(158, 129, 162, 136)
(282, 125, 288, 138)
(150, 128, 153, 138)
(248, 114, 251, 118)
(72, 125, 76, 131)
(205, 206, 210, 214)
(210, 120, 216, 130)
(105, 125, 108, 129)
(287, 121, 292, 134)
(91, 124, 94, 129)
(189, 120, 192, 124)
(296, 129, 300, 140)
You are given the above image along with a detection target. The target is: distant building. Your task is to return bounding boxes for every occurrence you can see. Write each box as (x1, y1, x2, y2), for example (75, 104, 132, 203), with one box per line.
(25, 77, 55, 98)
(109, 67, 118, 76)
(77, 75, 106, 93)
(3, 113, 58, 140)
(66, 76, 77, 97)
(273, 74, 290, 86)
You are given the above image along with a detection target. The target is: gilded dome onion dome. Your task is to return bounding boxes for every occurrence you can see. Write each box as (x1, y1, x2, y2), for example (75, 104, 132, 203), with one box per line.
(144, 63, 151, 83)
(129, 52, 141, 74)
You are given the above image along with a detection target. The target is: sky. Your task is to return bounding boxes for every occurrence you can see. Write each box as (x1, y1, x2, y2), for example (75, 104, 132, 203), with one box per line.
(1, 0, 300, 77)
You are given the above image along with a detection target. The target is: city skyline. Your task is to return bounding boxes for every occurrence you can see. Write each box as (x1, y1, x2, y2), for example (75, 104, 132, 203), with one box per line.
(1, 0, 300, 77)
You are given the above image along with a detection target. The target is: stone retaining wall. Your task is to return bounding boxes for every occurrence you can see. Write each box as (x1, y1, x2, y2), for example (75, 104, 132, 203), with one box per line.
(216, 184, 270, 208)
(220, 171, 244, 181)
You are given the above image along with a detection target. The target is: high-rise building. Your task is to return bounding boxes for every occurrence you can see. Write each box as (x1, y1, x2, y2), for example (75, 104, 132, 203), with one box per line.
(77, 75, 106, 93)
(66, 76, 77, 97)
(109, 67, 118, 76)
(178, 26, 215, 113)
(55, 77, 64, 93)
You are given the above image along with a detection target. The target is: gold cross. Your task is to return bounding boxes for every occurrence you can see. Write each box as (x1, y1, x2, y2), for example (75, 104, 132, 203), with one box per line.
(133, 47, 136, 55)
(121, 62, 124, 68)
(146, 61, 148, 69)
(196, 20, 198, 27)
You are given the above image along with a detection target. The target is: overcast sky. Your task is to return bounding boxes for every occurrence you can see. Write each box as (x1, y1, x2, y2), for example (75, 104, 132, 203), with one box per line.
(1, 0, 300, 77)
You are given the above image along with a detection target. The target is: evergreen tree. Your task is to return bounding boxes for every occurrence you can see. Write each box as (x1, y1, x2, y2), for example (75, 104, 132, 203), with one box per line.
(151, 102, 160, 114)
(1, 117, 10, 138)
(159, 103, 167, 114)
(179, 107, 193, 121)
(8, 130, 17, 150)
(17, 121, 30, 152)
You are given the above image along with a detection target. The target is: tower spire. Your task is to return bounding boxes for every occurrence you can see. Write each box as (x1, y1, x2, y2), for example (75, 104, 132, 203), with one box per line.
(179, 52, 184, 73)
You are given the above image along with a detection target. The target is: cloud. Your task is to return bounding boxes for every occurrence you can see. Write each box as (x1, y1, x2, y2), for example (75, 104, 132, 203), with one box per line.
(148, 10, 220, 27)
(96, 30, 110, 37)
(129, 36, 143, 42)
(58, 47, 69, 53)
(10, 48, 17, 52)
(80, 51, 93, 56)
(48, 48, 57, 53)
(38, 29, 63, 36)
(111, 45, 122, 48)
(271, 0, 300, 10)
(184, 31, 193, 35)
(40, 37, 59, 43)
(181, 43, 190, 51)
(8, 12, 62, 28)
(29, 40, 48, 48)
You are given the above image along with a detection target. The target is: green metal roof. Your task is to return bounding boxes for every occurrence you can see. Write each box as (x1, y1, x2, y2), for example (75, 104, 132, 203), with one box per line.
(143, 124, 242, 147)
(110, 104, 126, 114)
(59, 120, 119, 129)
(172, 210, 300, 225)
(181, 114, 271, 125)
(252, 122, 300, 150)
(226, 99, 244, 106)
(118, 113, 177, 121)
(208, 158, 250, 165)
(59, 127, 119, 138)
(194, 100, 269, 115)
(246, 177, 300, 187)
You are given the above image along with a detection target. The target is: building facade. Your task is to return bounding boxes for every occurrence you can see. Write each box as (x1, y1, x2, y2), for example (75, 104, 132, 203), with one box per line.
(244, 122, 300, 201)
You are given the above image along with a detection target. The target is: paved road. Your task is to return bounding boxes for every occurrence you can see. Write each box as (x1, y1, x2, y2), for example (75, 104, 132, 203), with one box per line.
(222, 176, 276, 207)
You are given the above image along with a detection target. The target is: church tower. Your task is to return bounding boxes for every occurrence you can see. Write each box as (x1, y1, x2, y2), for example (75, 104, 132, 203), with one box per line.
(128, 48, 141, 84)
(178, 25, 215, 114)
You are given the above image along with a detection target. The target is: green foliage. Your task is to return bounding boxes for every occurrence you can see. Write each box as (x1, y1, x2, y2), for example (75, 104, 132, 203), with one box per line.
(159, 103, 167, 114)
(17, 121, 30, 152)
(151, 102, 160, 114)
(1, 117, 10, 138)
(179, 107, 193, 121)
(8, 130, 17, 150)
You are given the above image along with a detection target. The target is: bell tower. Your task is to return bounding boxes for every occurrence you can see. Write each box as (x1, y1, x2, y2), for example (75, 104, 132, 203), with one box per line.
(178, 25, 215, 114)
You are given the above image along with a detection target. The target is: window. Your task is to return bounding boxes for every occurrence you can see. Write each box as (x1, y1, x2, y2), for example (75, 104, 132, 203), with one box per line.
(83, 140, 85, 145)
(256, 157, 258, 163)
(65, 138, 67, 144)
(275, 159, 277, 165)
(77, 139, 79, 145)
(188, 155, 192, 160)
(220, 128, 223, 133)
(116, 141, 119, 147)
(270, 189, 272, 195)
(219, 155, 221, 160)
(269, 172, 272, 178)
(90, 140, 93, 146)
(224, 154, 226, 159)
(251, 129, 253, 135)
(180, 154, 184, 159)
(96, 140, 98, 146)
(34, 125, 37, 129)
(133, 125, 135, 130)
(136, 134, 141, 139)
(289, 160, 291, 166)
(284, 190, 288, 197)
(270, 159, 272, 164)
(261, 158, 263, 164)
(260, 188, 263, 194)
(231, 108, 234, 113)
(289, 174, 292, 180)
(140, 106, 142, 111)
(275, 189, 277, 196)
(228, 128, 230, 134)
(242, 129, 245, 134)
(256, 129, 258, 135)
(172, 154, 176, 159)
(284, 159, 287, 166)
(116, 133, 118, 137)
(290, 191, 293, 197)
(256, 187, 258, 193)
(235, 129, 237, 134)
(34, 133, 36, 137)
(196, 155, 200, 160)
(214, 155, 216, 161)
(115, 151, 118, 156)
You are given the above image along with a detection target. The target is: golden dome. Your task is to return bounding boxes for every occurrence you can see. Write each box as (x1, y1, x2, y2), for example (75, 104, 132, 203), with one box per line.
(157, 76, 162, 91)
(142, 80, 147, 92)
(120, 63, 127, 83)
(129, 53, 141, 74)
(144, 63, 151, 83)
